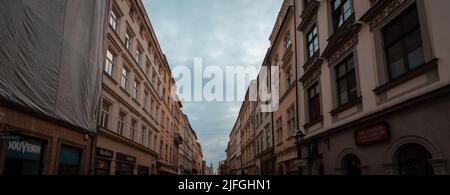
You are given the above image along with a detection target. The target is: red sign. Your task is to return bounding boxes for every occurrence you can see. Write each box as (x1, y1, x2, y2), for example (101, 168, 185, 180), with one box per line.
(355, 123, 390, 146)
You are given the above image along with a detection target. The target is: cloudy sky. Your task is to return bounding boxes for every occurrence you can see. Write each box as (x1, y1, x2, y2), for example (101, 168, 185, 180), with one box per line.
(143, 0, 283, 169)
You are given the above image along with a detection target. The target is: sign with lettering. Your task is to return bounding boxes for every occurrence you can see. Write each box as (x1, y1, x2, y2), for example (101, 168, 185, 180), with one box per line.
(117, 153, 136, 164)
(355, 123, 390, 146)
(7, 137, 44, 160)
(96, 147, 113, 159)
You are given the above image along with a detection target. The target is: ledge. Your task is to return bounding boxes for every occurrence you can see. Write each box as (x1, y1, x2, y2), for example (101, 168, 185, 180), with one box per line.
(303, 116, 323, 129)
(298, 1, 320, 32)
(330, 96, 363, 115)
(373, 58, 439, 94)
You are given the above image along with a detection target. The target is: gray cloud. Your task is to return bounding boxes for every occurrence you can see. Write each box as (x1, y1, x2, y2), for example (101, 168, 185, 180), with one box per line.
(144, 0, 282, 170)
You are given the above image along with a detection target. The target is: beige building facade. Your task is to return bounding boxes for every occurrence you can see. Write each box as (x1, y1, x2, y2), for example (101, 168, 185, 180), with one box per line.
(97, 0, 201, 175)
(227, 0, 450, 175)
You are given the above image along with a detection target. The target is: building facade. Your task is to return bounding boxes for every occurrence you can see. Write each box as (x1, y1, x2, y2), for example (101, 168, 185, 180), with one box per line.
(295, 0, 450, 175)
(97, 0, 201, 175)
(0, 0, 108, 175)
(226, 0, 450, 175)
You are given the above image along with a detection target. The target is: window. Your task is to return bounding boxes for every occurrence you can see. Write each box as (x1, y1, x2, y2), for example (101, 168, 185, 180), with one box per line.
(3, 137, 45, 175)
(131, 119, 137, 141)
(110, 10, 118, 31)
(276, 118, 283, 144)
(306, 23, 319, 58)
(335, 55, 357, 106)
(125, 32, 132, 52)
(144, 90, 149, 110)
(118, 112, 126, 136)
(95, 159, 111, 175)
(308, 83, 321, 122)
(57, 145, 82, 175)
(146, 63, 151, 77)
(286, 105, 296, 136)
(141, 126, 146, 145)
(132, 80, 140, 101)
(284, 33, 291, 49)
(105, 50, 114, 76)
(100, 101, 111, 129)
(304, 0, 313, 7)
(285, 66, 293, 88)
(260, 137, 264, 151)
(120, 68, 128, 90)
(382, 4, 425, 80)
(148, 131, 153, 149)
(135, 48, 141, 64)
(332, 0, 353, 29)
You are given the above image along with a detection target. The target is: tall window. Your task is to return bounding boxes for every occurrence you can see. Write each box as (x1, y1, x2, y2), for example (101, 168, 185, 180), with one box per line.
(285, 66, 293, 88)
(284, 33, 291, 49)
(145, 63, 151, 77)
(130, 119, 137, 141)
(100, 101, 111, 129)
(148, 131, 153, 149)
(336, 55, 357, 106)
(125, 32, 132, 52)
(266, 126, 271, 148)
(286, 105, 296, 136)
(141, 126, 146, 145)
(132, 80, 139, 101)
(105, 50, 114, 76)
(304, 0, 313, 7)
(109, 10, 118, 31)
(120, 68, 128, 90)
(276, 118, 283, 144)
(307, 23, 319, 58)
(332, 0, 353, 29)
(135, 47, 141, 64)
(118, 112, 126, 136)
(382, 4, 424, 80)
(144, 90, 149, 110)
(308, 83, 321, 122)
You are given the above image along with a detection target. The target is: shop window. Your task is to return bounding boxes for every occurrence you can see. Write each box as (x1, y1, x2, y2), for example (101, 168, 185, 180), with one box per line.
(94, 159, 111, 175)
(137, 166, 149, 175)
(57, 145, 82, 175)
(115, 162, 134, 175)
(3, 136, 45, 175)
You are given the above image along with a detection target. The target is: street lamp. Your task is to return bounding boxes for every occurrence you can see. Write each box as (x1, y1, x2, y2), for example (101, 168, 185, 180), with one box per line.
(293, 129, 305, 175)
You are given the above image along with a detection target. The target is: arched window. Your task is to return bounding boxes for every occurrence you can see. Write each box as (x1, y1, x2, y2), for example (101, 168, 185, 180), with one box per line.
(342, 154, 362, 175)
(398, 144, 434, 175)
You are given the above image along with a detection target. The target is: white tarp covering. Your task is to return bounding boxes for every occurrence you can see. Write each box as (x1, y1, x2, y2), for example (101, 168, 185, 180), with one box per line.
(0, 0, 109, 132)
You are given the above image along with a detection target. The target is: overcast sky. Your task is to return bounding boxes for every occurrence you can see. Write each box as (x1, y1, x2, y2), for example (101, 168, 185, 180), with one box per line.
(143, 0, 283, 169)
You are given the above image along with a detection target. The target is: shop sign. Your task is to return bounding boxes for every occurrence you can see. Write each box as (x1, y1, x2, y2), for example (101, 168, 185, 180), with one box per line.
(7, 137, 43, 160)
(117, 153, 136, 164)
(96, 147, 113, 159)
(355, 123, 390, 146)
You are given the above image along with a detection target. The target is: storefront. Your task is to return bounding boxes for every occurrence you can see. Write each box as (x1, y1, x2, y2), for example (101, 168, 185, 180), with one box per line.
(57, 145, 83, 175)
(115, 153, 136, 175)
(1, 135, 45, 175)
(305, 91, 450, 175)
(94, 147, 113, 175)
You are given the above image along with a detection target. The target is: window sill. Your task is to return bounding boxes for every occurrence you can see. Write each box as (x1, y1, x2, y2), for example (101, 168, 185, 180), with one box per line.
(103, 72, 118, 84)
(120, 87, 131, 97)
(330, 96, 362, 116)
(373, 58, 439, 94)
(303, 116, 323, 129)
(132, 98, 141, 106)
